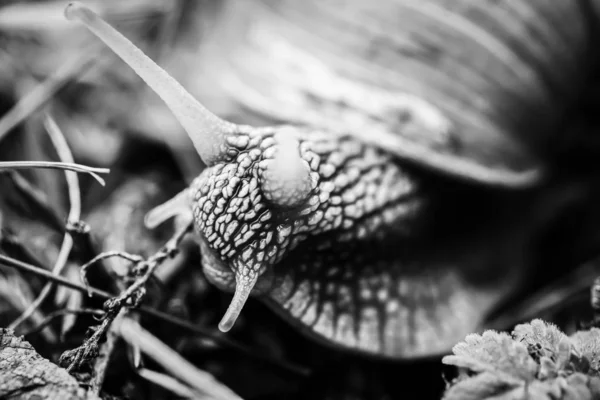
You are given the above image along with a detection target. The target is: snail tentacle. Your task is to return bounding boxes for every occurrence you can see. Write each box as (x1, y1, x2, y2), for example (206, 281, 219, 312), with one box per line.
(259, 130, 313, 208)
(144, 188, 192, 229)
(65, 2, 310, 191)
(218, 270, 259, 332)
(64, 2, 233, 166)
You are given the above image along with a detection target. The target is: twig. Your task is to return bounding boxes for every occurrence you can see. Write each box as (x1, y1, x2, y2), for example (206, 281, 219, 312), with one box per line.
(0, 254, 113, 298)
(59, 222, 196, 372)
(8, 115, 83, 332)
(118, 317, 242, 400)
(89, 310, 121, 394)
(79, 251, 144, 295)
(0, 51, 97, 142)
(113, 221, 193, 307)
(0, 161, 108, 186)
(21, 308, 105, 337)
(0, 253, 310, 376)
(60, 308, 123, 373)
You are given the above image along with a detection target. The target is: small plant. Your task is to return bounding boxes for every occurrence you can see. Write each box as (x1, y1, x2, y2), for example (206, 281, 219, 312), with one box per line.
(442, 319, 600, 400)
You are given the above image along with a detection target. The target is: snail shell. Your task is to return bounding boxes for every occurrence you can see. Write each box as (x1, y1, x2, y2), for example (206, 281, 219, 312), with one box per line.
(199, 0, 596, 186)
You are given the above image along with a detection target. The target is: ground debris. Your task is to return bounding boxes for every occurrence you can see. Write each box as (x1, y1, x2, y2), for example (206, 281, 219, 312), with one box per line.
(0, 328, 101, 400)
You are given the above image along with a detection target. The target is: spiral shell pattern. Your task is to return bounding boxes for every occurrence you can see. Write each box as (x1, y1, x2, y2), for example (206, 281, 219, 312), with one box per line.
(199, 0, 597, 185)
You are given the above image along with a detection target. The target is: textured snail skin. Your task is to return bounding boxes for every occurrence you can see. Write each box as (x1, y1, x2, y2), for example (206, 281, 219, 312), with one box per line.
(188, 124, 531, 358)
(191, 125, 423, 290)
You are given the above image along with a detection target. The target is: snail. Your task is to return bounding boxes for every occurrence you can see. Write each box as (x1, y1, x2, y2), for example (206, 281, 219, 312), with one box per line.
(64, 1, 598, 358)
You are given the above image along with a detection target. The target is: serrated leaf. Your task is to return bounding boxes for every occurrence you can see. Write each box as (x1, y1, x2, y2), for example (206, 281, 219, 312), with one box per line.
(444, 322, 600, 400)
(586, 376, 600, 397)
(570, 328, 600, 372)
(443, 330, 537, 381)
(513, 319, 569, 361)
(555, 336, 576, 371)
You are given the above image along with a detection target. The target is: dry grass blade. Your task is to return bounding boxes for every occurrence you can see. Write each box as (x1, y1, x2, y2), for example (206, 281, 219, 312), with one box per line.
(21, 308, 105, 337)
(118, 317, 243, 400)
(0, 272, 57, 342)
(0, 161, 109, 185)
(45, 115, 82, 219)
(8, 115, 83, 332)
(0, 253, 310, 376)
(0, 254, 115, 299)
(0, 51, 96, 142)
(137, 368, 200, 399)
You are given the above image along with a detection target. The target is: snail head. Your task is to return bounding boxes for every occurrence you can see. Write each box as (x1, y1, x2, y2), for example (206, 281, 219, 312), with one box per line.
(65, 2, 318, 331)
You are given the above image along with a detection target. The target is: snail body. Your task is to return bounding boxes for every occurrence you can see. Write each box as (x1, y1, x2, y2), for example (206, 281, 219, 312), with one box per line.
(66, 1, 597, 358)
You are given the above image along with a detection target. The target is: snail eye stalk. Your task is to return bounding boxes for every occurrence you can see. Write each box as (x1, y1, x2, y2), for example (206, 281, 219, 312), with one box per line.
(64, 1, 231, 166)
(260, 131, 313, 208)
(65, 1, 312, 334)
(65, 2, 313, 201)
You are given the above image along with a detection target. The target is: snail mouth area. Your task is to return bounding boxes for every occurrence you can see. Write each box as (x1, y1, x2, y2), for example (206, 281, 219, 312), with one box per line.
(199, 237, 279, 332)
(202, 261, 236, 291)
(198, 238, 275, 295)
(202, 261, 275, 295)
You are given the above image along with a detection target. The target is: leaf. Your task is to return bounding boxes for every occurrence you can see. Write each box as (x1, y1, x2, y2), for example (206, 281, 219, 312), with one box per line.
(443, 322, 600, 400)
(570, 328, 600, 372)
(441, 372, 520, 400)
(537, 357, 558, 380)
(585, 375, 600, 397)
(513, 319, 570, 361)
(0, 329, 100, 399)
(443, 330, 537, 381)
